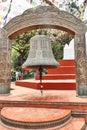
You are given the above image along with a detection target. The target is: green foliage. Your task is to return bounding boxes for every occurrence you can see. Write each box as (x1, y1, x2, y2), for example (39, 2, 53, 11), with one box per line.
(63, 0, 85, 18)
(57, 33, 73, 46)
(51, 42, 64, 60)
(23, 71, 35, 79)
(68, 1, 79, 12)
(12, 30, 37, 70)
(11, 48, 19, 69)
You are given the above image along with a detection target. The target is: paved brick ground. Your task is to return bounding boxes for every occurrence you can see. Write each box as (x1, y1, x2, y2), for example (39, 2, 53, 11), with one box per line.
(0, 82, 87, 103)
(0, 82, 86, 130)
(1, 107, 70, 122)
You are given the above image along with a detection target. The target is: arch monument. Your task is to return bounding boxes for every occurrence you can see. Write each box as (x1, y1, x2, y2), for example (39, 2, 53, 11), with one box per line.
(0, 5, 87, 96)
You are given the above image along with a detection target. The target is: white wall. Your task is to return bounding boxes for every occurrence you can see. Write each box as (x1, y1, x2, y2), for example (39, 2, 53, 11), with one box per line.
(63, 5, 87, 59)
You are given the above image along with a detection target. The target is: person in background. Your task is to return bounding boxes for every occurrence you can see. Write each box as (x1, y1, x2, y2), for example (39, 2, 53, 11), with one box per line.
(19, 70, 23, 80)
(16, 70, 20, 80)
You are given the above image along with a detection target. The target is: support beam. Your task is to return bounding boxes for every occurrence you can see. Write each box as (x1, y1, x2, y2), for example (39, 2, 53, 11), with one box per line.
(75, 33, 87, 96)
(0, 29, 11, 94)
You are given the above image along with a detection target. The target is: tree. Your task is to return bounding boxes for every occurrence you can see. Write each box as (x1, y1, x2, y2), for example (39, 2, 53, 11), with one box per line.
(12, 30, 37, 70)
(51, 32, 73, 60)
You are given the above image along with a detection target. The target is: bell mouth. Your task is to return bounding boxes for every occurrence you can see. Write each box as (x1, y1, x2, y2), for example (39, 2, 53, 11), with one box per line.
(22, 65, 59, 70)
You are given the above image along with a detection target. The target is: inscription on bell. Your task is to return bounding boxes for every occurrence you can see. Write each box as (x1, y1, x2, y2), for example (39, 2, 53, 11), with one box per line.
(36, 51, 42, 58)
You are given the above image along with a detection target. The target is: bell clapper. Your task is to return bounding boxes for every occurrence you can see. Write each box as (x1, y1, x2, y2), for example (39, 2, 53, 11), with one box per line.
(40, 85, 43, 96)
(39, 66, 43, 96)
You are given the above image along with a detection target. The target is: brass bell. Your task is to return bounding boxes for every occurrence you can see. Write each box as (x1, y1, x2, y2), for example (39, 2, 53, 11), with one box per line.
(22, 34, 59, 96)
(22, 34, 59, 69)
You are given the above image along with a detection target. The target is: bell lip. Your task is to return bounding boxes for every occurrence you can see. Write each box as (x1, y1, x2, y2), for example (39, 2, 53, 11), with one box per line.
(22, 64, 59, 69)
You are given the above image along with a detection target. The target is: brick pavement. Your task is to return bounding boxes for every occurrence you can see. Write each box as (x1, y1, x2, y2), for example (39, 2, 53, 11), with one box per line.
(0, 82, 87, 130)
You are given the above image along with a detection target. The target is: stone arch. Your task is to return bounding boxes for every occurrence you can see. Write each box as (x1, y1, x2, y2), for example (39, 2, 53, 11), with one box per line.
(0, 5, 87, 96)
(3, 5, 86, 39)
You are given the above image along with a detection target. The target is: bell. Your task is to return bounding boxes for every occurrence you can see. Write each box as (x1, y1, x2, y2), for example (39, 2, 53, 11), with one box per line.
(22, 34, 59, 69)
(22, 34, 60, 96)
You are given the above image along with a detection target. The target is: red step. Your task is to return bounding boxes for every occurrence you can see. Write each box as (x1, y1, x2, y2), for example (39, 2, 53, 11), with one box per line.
(48, 59, 76, 75)
(36, 74, 76, 80)
(58, 59, 75, 66)
(58, 118, 85, 130)
(16, 60, 76, 90)
(48, 67, 76, 74)
(15, 80, 76, 90)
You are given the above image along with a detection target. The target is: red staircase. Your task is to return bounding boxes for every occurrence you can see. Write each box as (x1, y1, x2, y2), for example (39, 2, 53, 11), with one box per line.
(16, 60, 76, 90)
(36, 59, 76, 80)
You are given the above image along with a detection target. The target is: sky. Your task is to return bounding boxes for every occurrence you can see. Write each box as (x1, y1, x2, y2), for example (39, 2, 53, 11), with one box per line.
(79, 0, 84, 5)
(0, 0, 85, 27)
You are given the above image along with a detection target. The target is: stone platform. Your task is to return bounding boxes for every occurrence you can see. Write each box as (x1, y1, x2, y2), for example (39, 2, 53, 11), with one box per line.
(0, 82, 87, 130)
(1, 108, 71, 129)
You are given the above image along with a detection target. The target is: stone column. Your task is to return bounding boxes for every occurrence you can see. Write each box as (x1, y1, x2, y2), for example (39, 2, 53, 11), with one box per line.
(0, 28, 12, 94)
(75, 33, 87, 96)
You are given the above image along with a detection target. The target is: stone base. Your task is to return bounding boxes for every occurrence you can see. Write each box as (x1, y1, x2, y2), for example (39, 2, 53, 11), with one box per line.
(77, 85, 87, 96)
(0, 84, 10, 94)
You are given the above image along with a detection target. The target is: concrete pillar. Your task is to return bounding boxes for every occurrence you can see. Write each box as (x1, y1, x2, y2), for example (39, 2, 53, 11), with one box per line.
(0, 28, 12, 94)
(75, 33, 87, 96)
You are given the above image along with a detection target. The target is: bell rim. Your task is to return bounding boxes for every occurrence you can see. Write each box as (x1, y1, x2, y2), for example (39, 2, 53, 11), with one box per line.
(22, 64, 59, 69)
